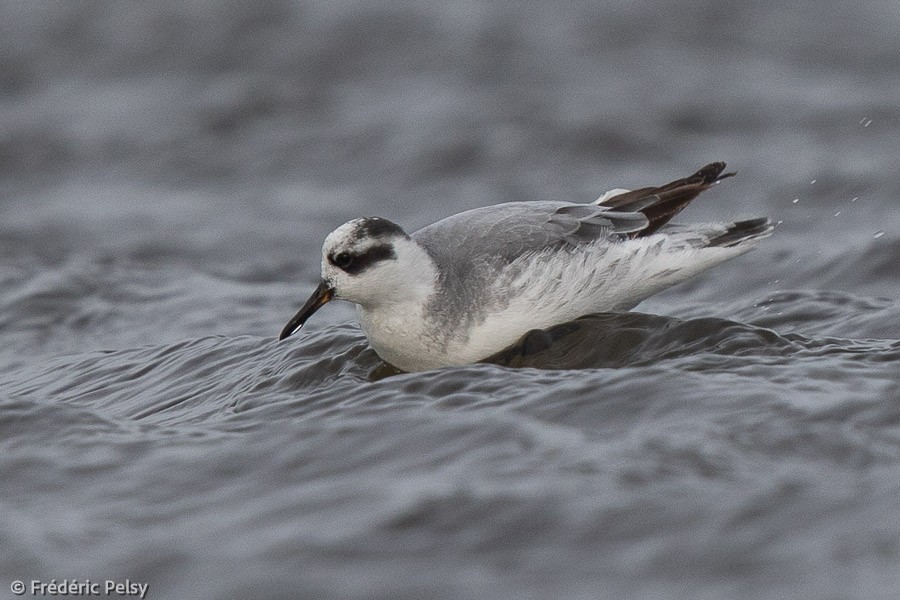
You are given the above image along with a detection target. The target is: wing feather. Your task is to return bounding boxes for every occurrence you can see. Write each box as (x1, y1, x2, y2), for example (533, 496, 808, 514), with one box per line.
(413, 201, 649, 266)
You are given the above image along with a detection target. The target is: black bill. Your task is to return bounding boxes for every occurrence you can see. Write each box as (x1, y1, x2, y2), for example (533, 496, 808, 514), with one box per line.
(278, 281, 335, 340)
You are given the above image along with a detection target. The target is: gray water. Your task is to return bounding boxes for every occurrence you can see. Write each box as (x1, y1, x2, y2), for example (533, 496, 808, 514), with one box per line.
(2, 1, 899, 598)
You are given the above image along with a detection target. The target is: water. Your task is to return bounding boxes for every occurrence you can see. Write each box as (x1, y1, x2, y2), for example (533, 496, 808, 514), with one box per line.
(1, 1, 899, 598)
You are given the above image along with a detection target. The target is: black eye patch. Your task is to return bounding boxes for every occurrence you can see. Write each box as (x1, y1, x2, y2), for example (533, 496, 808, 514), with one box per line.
(328, 244, 395, 275)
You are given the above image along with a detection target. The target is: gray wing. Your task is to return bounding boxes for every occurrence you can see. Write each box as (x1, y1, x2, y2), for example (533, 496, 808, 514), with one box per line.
(412, 201, 649, 266)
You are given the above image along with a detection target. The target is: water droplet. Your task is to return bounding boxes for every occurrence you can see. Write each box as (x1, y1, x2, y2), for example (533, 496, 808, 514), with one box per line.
(834, 211, 841, 217)
(792, 198, 799, 204)
(873, 230, 885, 239)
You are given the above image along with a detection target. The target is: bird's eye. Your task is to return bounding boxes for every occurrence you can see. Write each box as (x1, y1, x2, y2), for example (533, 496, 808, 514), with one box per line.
(333, 252, 354, 269)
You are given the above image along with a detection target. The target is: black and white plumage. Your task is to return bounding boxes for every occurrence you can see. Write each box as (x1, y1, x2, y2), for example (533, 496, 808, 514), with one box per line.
(280, 162, 773, 372)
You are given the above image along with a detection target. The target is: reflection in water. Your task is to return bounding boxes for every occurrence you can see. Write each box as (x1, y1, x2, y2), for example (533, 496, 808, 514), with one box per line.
(484, 312, 794, 369)
(367, 312, 792, 378)
(369, 310, 897, 379)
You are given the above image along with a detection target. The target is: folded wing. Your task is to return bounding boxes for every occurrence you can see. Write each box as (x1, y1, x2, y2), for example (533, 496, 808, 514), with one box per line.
(596, 161, 735, 237)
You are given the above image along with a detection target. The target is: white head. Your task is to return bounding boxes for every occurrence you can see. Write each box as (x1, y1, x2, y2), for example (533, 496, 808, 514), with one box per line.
(279, 217, 435, 340)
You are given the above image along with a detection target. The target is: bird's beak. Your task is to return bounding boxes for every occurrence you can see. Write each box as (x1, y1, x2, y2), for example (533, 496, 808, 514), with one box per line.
(278, 281, 335, 340)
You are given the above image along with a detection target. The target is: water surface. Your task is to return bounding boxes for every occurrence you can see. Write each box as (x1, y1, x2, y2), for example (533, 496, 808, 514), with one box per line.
(1, 1, 899, 598)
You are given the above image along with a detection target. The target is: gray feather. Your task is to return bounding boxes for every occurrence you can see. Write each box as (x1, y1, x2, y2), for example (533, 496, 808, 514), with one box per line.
(410, 202, 649, 346)
(412, 201, 648, 265)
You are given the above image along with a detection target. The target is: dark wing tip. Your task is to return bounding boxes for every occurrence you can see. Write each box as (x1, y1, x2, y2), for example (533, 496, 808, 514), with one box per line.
(693, 161, 735, 185)
(707, 218, 775, 247)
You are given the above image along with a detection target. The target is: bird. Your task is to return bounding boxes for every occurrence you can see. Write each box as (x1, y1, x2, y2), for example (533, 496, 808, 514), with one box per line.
(279, 162, 773, 372)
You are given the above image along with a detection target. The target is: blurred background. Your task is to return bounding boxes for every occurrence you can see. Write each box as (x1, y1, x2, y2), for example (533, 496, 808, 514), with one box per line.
(2, 1, 899, 598)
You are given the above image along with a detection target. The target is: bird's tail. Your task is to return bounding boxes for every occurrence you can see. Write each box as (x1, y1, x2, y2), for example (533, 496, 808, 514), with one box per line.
(706, 218, 774, 248)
